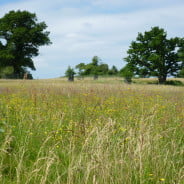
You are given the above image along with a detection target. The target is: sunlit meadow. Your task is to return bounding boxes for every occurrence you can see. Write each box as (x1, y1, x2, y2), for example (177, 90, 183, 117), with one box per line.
(0, 78, 183, 184)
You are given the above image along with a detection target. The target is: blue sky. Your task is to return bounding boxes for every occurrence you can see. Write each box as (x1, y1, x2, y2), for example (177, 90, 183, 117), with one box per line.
(0, 0, 184, 79)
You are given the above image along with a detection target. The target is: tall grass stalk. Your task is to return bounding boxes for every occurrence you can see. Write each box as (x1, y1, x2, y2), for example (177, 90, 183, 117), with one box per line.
(0, 79, 183, 183)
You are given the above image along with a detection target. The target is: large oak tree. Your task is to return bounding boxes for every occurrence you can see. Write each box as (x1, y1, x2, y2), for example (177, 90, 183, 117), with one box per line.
(0, 10, 51, 78)
(125, 27, 184, 84)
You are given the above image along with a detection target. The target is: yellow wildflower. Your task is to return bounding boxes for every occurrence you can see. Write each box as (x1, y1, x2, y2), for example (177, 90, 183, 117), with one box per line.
(159, 178, 165, 181)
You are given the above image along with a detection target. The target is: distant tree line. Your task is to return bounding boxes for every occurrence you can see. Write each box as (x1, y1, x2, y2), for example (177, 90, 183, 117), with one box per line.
(75, 56, 119, 79)
(65, 56, 120, 81)
(65, 27, 184, 83)
(0, 10, 183, 83)
(65, 56, 134, 82)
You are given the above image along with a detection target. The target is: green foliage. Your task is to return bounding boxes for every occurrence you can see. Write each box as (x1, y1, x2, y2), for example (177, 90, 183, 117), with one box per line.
(75, 63, 86, 77)
(92, 56, 100, 66)
(0, 66, 14, 78)
(98, 63, 109, 75)
(75, 56, 114, 79)
(65, 66, 75, 81)
(125, 27, 184, 84)
(90, 56, 101, 79)
(177, 68, 184, 78)
(0, 121, 6, 134)
(108, 65, 119, 75)
(132, 78, 184, 86)
(75, 56, 101, 79)
(165, 80, 184, 86)
(0, 10, 51, 78)
(119, 65, 134, 83)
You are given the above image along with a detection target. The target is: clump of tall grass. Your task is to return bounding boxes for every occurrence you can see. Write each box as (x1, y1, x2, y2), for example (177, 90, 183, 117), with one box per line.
(0, 80, 183, 183)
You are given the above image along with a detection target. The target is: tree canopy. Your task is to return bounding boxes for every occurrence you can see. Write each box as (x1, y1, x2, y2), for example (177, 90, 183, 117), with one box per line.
(75, 56, 119, 79)
(108, 65, 119, 75)
(0, 10, 51, 78)
(177, 68, 184, 78)
(119, 64, 134, 83)
(125, 27, 184, 83)
(65, 66, 75, 81)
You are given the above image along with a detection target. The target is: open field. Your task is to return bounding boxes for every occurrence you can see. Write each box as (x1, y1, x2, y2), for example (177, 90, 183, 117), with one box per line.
(0, 79, 183, 184)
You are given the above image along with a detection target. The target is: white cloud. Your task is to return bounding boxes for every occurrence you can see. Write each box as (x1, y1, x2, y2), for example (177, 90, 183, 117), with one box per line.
(92, 0, 183, 8)
(0, 0, 184, 78)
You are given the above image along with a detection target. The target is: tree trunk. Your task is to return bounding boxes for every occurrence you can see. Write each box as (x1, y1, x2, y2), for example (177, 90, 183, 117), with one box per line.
(158, 75, 167, 84)
(93, 75, 98, 80)
(124, 77, 132, 84)
(12, 65, 20, 79)
(68, 75, 74, 82)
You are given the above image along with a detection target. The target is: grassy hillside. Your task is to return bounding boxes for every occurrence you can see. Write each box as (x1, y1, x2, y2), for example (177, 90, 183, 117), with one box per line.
(0, 79, 183, 184)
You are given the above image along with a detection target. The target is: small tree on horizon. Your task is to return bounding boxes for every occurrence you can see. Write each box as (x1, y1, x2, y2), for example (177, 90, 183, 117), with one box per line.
(91, 56, 101, 80)
(108, 65, 119, 75)
(119, 65, 134, 83)
(65, 66, 75, 81)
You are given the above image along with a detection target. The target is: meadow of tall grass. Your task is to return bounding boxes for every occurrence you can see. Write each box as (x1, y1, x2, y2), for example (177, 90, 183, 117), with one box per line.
(0, 79, 183, 184)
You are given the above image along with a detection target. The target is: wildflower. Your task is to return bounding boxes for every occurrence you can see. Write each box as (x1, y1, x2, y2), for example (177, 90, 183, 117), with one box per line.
(125, 137, 130, 141)
(119, 127, 127, 132)
(159, 178, 165, 181)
